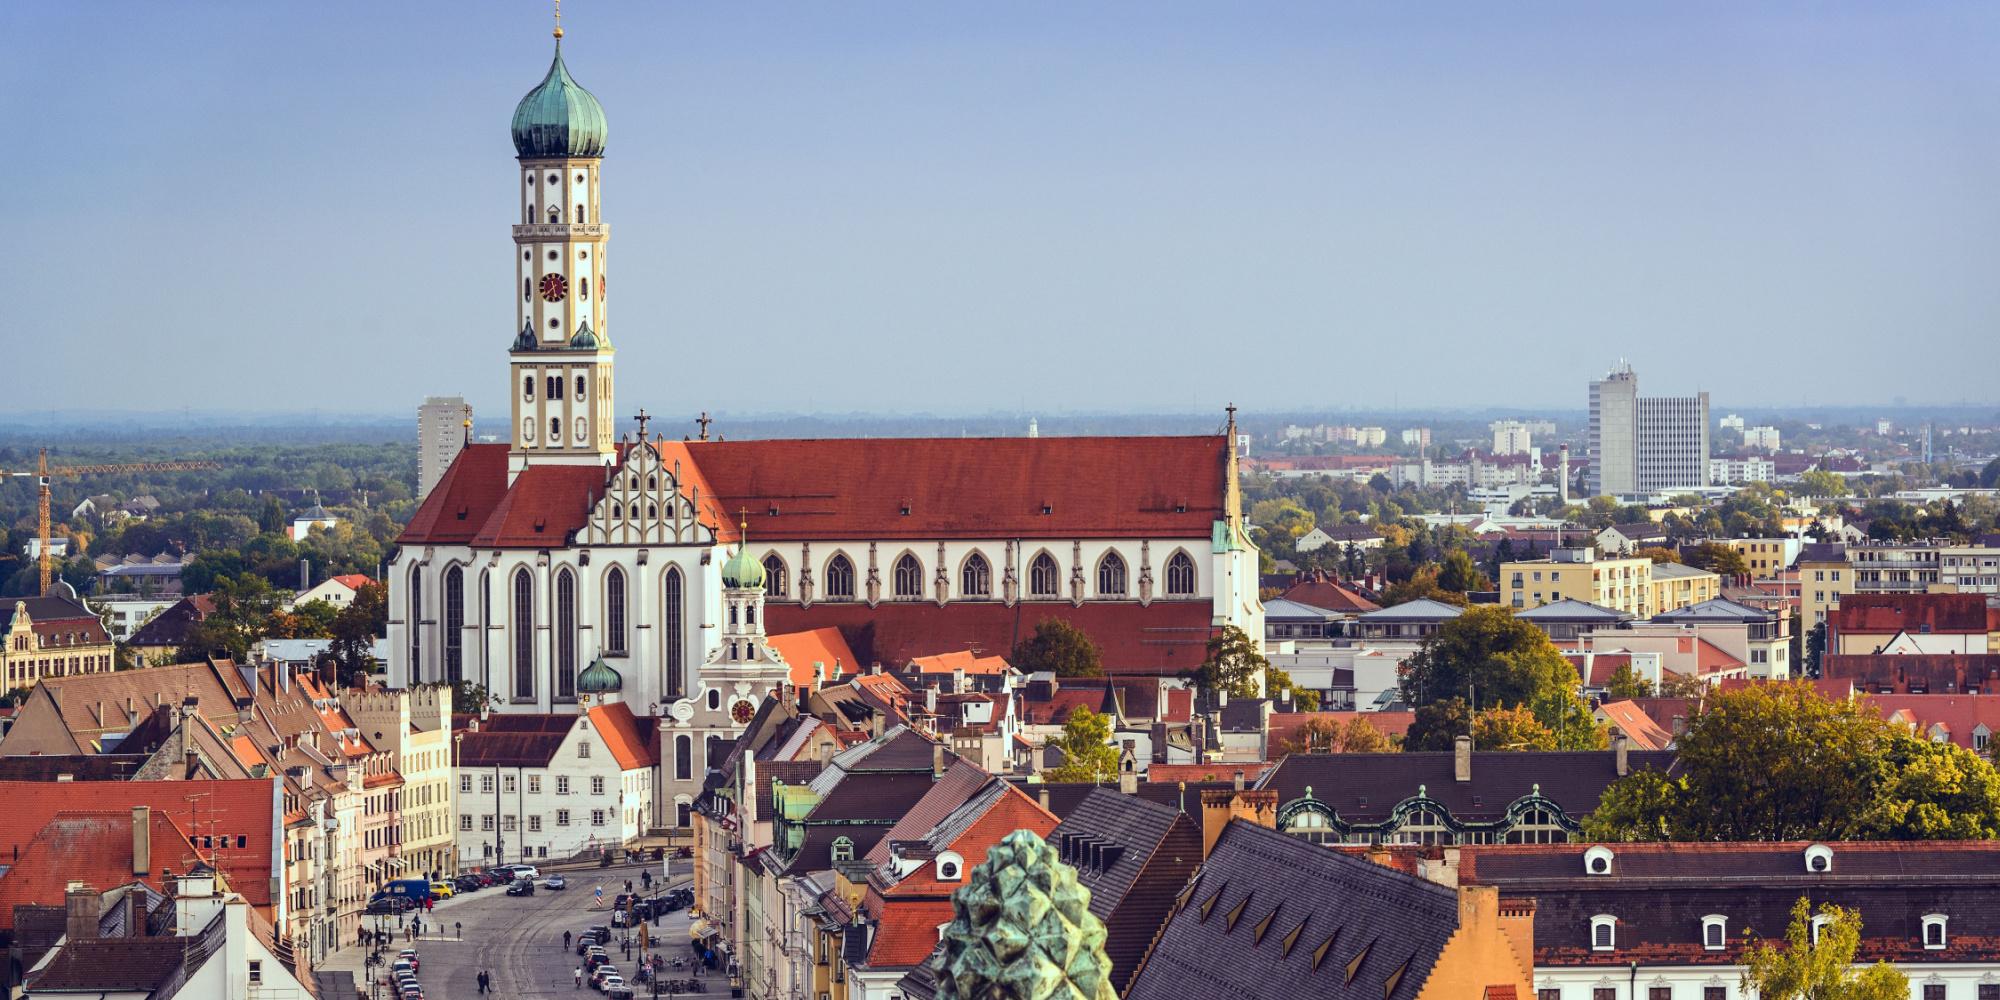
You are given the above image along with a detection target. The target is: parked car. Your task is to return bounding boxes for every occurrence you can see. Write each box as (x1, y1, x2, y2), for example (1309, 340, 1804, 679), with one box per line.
(504, 864, 541, 880)
(398, 949, 420, 972)
(367, 896, 416, 915)
(454, 875, 482, 893)
(606, 985, 635, 1000)
(591, 965, 622, 990)
(587, 925, 612, 944)
(505, 879, 535, 897)
(544, 874, 567, 890)
(428, 881, 455, 899)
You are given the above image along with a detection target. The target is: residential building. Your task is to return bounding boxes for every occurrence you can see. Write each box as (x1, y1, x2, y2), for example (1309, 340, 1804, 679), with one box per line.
(1491, 419, 1534, 456)
(125, 594, 216, 666)
(1596, 522, 1668, 555)
(287, 500, 339, 542)
(417, 394, 473, 500)
(1125, 801, 1534, 1000)
(1587, 363, 1710, 496)
(1871, 694, 2000, 754)
(341, 682, 456, 879)
(1457, 841, 2000, 1000)
(2, 593, 116, 691)
(1823, 653, 2000, 696)
(1258, 737, 1671, 845)
(1293, 523, 1384, 553)
(1401, 427, 1432, 449)
(1830, 593, 1996, 656)
(1740, 425, 1780, 450)
(1711, 536, 1798, 578)
(1797, 542, 1852, 625)
(85, 594, 176, 642)
(1503, 549, 1719, 617)
(452, 700, 658, 867)
(1649, 597, 1792, 680)
(1356, 598, 1464, 641)
(290, 573, 375, 610)
(1709, 454, 1776, 485)
(1515, 599, 1634, 646)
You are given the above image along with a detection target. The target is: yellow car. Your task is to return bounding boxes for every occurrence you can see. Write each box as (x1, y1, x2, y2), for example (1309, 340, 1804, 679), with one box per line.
(429, 881, 455, 899)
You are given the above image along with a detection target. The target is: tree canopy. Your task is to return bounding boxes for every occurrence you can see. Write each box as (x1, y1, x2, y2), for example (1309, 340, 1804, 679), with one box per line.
(1739, 899, 1906, 1000)
(1188, 624, 1267, 701)
(1043, 706, 1120, 783)
(1586, 683, 2000, 842)
(1399, 606, 1603, 751)
(1010, 618, 1103, 678)
(1280, 715, 1393, 754)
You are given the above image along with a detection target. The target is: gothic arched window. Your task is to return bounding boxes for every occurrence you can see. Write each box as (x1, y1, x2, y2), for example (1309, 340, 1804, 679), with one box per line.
(663, 567, 685, 699)
(605, 567, 627, 655)
(1029, 553, 1061, 599)
(512, 569, 534, 700)
(1166, 552, 1197, 596)
(408, 566, 423, 681)
(555, 569, 577, 698)
(961, 553, 992, 599)
(762, 555, 787, 599)
(675, 734, 692, 781)
(443, 566, 464, 684)
(825, 554, 856, 601)
(1097, 552, 1128, 597)
(892, 554, 923, 600)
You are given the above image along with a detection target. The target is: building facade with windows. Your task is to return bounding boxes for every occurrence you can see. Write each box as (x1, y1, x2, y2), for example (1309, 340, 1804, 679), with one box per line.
(1456, 841, 2000, 1000)
(388, 26, 1262, 833)
(1587, 364, 1710, 497)
(451, 701, 656, 867)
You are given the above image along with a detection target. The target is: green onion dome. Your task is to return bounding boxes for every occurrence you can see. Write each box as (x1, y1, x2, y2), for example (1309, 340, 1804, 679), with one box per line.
(720, 545, 765, 589)
(567, 320, 604, 350)
(513, 321, 537, 352)
(512, 42, 607, 159)
(577, 654, 623, 695)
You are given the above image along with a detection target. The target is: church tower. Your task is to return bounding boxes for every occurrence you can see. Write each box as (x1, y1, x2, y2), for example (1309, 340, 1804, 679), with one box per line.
(508, 17, 615, 480)
(703, 528, 793, 725)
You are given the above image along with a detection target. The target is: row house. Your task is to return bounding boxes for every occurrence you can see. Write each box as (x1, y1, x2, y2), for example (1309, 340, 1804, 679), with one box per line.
(451, 700, 658, 868)
(1, 594, 116, 690)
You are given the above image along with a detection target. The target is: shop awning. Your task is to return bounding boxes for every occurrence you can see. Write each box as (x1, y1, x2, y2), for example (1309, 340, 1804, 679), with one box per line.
(689, 919, 719, 941)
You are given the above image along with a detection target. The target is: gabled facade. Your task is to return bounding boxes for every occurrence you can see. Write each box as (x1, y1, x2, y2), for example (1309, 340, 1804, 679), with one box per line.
(452, 701, 656, 868)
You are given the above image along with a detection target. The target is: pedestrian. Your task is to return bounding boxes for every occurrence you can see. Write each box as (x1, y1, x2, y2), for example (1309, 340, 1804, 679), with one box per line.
(455, 921, 462, 940)
(476, 970, 488, 995)
(564, 930, 572, 951)
(574, 966, 583, 989)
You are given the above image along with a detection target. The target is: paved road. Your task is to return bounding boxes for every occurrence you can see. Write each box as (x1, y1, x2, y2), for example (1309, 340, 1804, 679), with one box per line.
(338, 861, 726, 1000)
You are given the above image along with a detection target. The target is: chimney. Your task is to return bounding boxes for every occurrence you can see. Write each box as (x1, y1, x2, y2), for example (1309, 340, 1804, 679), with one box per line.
(925, 686, 938, 715)
(1150, 722, 1169, 764)
(1119, 769, 1137, 795)
(64, 883, 100, 944)
(300, 558, 310, 593)
(1454, 735, 1472, 783)
(1558, 444, 1571, 506)
(818, 741, 835, 768)
(131, 806, 151, 876)
(1232, 769, 1245, 792)
(952, 667, 967, 694)
(1038, 787, 1051, 811)
(932, 741, 946, 779)
(1612, 729, 1629, 777)
(1199, 788, 1278, 859)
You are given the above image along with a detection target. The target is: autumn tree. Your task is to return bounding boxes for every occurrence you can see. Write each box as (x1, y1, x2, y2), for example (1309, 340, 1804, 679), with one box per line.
(1011, 618, 1103, 678)
(1433, 549, 1491, 595)
(1633, 546, 1681, 564)
(1281, 715, 1393, 754)
(1043, 706, 1121, 783)
(1739, 899, 1906, 1000)
(1684, 542, 1750, 577)
(328, 581, 388, 677)
(1399, 606, 1603, 751)
(1380, 565, 1464, 607)
(1471, 706, 1559, 750)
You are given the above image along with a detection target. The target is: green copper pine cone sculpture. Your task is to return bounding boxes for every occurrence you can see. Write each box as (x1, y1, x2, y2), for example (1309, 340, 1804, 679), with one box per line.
(934, 828, 1116, 1000)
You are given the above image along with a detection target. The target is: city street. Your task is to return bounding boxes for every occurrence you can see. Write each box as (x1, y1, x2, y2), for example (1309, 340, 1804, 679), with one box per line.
(330, 860, 725, 999)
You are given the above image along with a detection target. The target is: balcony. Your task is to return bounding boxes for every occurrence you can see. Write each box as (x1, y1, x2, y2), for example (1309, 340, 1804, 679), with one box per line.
(512, 223, 609, 241)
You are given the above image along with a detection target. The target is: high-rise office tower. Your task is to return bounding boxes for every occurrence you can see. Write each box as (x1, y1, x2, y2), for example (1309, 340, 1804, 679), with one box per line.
(1586, 364, 1708, 497)
(417, 395, 473, 500)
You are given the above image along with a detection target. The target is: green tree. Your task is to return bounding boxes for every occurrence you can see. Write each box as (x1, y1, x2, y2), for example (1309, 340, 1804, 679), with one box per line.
(1633, 546, 1681, 564)
(328, 581, 388, 677)
(1796, 469, 1850, 499)
(1739, 899, 1906, 1000)
(174, 572, 284, 663)
(1804, 621, 1828, 678)
(1010, 618, 1104, 678)
(1434, 549, 1490, 595)
(258, 495, 287, 535)
(1399, 606, 1603, 750)
(1380, 565, 1465, 607)
(1043, 706, 1120, 783)
(1684, 542, 1750, 577)
(1587, 683, 2000, 842)
(1604, 661, 1655, 699)
(1188, 624, 1268, 701)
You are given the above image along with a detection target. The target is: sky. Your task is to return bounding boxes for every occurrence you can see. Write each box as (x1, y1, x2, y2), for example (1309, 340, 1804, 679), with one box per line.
(2, 2, 1996, 419)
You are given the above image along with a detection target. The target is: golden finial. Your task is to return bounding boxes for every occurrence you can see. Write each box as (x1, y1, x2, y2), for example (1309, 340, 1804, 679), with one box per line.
(738, 507, 749, 535)
(553, 0, 564, 39)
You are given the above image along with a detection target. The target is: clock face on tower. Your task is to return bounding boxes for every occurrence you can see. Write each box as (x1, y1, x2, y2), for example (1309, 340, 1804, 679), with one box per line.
(730, 699, 756, 725)
(538, 273, 569, 302)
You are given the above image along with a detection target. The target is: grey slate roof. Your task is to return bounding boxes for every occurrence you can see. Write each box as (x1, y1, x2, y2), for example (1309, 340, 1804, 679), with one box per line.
(1513, 598, 1632, 621)
(1126, 819, 1461, 1000)
(1651, 597, 1775, 623)
(1356, 598, 1465, 622)
(1262, 597, 1345, 620)
(1649, 562, 1714, 580)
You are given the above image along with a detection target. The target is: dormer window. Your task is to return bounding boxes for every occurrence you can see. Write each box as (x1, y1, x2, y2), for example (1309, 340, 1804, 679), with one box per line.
(1702, 915, 1727, 950)
(1805, 844, 1833, 873)
(1922, 914, 1947, 950)
(1590, 915, 1616, 951)
(936, 850, 964, 882)
(1584, 846, 1614, 876)
(1810, 913, 1831, 946)
(830, 836, 853, 864)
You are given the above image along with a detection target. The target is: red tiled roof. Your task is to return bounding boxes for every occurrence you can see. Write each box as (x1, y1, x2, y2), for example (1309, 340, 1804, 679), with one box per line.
(881, 785, 1057, 899)
(402, 436, 1227, 548)
(766, 601, 1215, 677)
(1280, 576, 1382, 614)
(768, 627, 861, 688)
(588, 701, 659, 771)
(1565, 652, 1635, 687)
(1021, 688, 1113, 726)
(1594, 700, 1675, 750)
(1142, 763, 1269, 785)
(1486, 988, 1518, 1000)
(1869, 694, 2000, 750)
(0, 810, 195, 931)
(1822, 653, 2000, 694)
(328, 574, 374, 589)
(0, 779, 276, 915)
(906, 650, 1012, 676)
(862, 898, 955, 967)
(1696, 639, 1743, 676)
(1833, 593, 1992, 635)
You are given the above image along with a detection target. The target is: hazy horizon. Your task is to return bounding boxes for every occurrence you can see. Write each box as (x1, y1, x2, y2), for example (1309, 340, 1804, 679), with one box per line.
(4, 2, 1997, 416)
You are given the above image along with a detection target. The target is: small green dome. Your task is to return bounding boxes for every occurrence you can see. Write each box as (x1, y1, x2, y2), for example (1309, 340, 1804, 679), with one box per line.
(513, 321, 537, 352)
(577, 654, 622, 695)
(567, 320, 604, 350)
(720, 546, 765, 589)
(512, 42, 607, 159)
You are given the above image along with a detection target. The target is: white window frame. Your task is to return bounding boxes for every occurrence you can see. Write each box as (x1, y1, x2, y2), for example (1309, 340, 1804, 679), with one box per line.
(1701, 914, 1727, 951)
(1921, 913, 1947, 950)
(1590, 914, 1617, 952)
(1584, 845, 1615, 876)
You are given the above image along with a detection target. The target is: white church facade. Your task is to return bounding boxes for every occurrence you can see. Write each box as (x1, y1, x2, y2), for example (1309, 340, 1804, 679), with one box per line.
(387, 25, 1261, 832)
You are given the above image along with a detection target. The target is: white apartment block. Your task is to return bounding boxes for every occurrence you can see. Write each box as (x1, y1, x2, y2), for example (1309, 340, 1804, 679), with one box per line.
(417, 395, 473, 501)
(1490, 420, 1534, 456)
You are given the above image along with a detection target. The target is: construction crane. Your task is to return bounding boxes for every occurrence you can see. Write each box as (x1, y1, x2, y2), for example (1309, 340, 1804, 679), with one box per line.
(1, 449, 220, 595)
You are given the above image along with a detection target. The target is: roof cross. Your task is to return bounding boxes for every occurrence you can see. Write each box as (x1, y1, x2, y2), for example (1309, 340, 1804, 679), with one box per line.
(696, 411, 712, 442)
(632, 408, 651, 441)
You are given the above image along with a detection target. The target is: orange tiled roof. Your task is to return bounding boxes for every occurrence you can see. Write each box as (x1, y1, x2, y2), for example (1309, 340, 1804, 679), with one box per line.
(1595, 700, 1676, 750)
(588, 701, 660, 771)
(862, 898, 955, 967)
(907, 650, 1013, 676)
(0, 810, 197, 932)
(768, 627, 861, 688)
